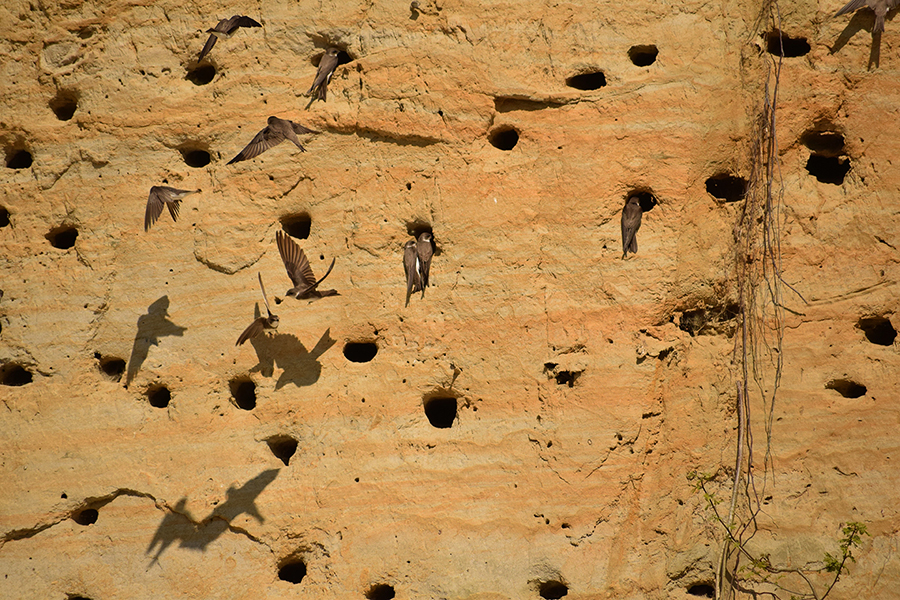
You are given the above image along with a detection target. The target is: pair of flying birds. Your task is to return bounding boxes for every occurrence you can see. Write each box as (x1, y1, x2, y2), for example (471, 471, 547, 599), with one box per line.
(197, 15, 341, 100)
(236, 231, 337, 345)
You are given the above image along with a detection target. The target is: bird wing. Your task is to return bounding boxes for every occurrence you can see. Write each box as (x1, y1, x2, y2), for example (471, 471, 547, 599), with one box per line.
(835, 0, 869, 16)
(144, 187, 166, 231)
(258, 272, 273, 317)
(291, 121, 319, 135)
(280, 123, 307, 152)
(236, 317, 266, 346)
(234, 15, 262, 29)
(307, 52, 339, 95)
(227, 126, 283, 164)
(197, 34, 217, 62)
(276, 231, 317, 287)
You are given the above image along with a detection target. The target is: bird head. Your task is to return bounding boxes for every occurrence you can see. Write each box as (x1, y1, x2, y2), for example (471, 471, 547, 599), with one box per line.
(269, 315, 280, 327)
(326, 47, 340, 57)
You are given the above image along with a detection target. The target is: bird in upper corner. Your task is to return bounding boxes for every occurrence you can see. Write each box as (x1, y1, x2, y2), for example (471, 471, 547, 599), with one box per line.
(236, 273, 280, 346)
(227, 117, 319, 165)
(275, 230, 339, 300)
(197, 15, 262, 62)
(144, 186, 200, 231)
(403, 232, 434, 304)
(307, 47, 340, 101)
(835, 0, 899, 34)
(620, 196, 643, 259)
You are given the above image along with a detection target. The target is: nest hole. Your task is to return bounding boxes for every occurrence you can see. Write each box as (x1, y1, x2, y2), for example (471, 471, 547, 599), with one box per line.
(1, 363, 33, 386)
(0, 206, 9, 227)
(857, 316, 896, 346)
(180, 148, 211, 168)
(267, 436, 298, 466)
(539, 581, 568, 599)
(555, 371, 580, 387)
(49, 90, 79, 120)
(489, 127, 519, 150)
(230, 378, 256, 410)
(705, 173, 748, 203)
(806, 154, 850, 185)
(566, 71, 606, 90)
(628, 190, 658, 212)
(343, 342, 378, 363)
(765, 30, 810, 57)
(67, 596, 94, 600)
(628, 44, 658, 66)
(46, 225, 78, 249)
(72, 508, 98, 526)
(424, 396, 457, 428)
(186, 64, 216, 85)
(678, 304, 740, 337)
(94, 353, 126, 381)
(147, 385, 171, 408)
(366, 584, 395, 600)
(278, 559, 307, 584)
(801, 130, 845, 156)
(687, 583, 715, 598)
(280, 213, 312, 239)
(826, 379, 867, 398)
(6, 149, 33, 169)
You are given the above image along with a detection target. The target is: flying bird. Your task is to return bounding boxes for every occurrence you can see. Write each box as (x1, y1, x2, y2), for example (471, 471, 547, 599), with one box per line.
(275, 230, 338, 299)
(403, 240, 422, 304)
(197, 15, 262, 62)
(144, 186, 200, 231)
(835, 0, 899, 33)
(227, 117, 319, 165)
(307, 47, 340, 101)
(236, 273, 280, 346)
(620, 196, 643, 259)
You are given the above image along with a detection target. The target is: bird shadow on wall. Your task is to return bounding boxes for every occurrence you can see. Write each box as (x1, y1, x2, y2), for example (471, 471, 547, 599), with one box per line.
(125, 295, 188, 388)
(829, 13, 888, 68)
(249, 327, 336, 390)
(145, 468, 279, 566)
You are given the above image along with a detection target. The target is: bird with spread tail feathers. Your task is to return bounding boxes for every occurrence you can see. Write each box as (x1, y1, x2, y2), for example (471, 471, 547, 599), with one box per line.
(307, 48, 340, 101)
(197, 15, 262, 62)
(275, 230, 339, 300)
(144, 186, 200, 232)
(620, 196, 643, 259)
(227, 117, 319, 165)
(835, 0, 899, 33)
(236, 273, 280, 346)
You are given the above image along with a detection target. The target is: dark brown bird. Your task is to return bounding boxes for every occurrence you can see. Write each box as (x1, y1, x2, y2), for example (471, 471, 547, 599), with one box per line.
(275, 230, 338, 300)
(307, 47, 340, 101)
(403, 240, 422, 305)
(835, 0, 899, 33)
(144, 186, 200, 232)
(227, 117, 319, 165)
(416, 232, 434, 290)
(236, 273, 280, 346)
(197, 15, 262, 62)
(620, 196, 643, 259)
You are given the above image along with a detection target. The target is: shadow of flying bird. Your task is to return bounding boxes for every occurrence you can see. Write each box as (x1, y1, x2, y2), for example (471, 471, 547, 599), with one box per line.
(125, 296, 187, 387)
(249, 328, 336, 389)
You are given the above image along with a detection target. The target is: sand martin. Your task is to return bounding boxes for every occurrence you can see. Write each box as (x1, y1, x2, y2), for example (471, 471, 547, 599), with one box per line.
(227, 117, 318, 165)
(198, 15, 262, 62)
(307, 47, 340, 101)
(144, 186, 200, 231)
(835, 0, 899, 33)
(620, 196, 643, 258)
(275, 230, 338, 299)
(237, 273, 280, 346)
(416, 232, 434, 291)
(403, 240, 422, 304)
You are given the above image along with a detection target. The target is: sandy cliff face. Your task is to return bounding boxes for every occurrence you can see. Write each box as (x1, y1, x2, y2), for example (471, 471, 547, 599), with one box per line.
(1, 0, 899, 598)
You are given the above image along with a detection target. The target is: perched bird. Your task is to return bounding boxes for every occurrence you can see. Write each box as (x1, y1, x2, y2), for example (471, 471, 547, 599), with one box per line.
(144, 186, 200, 232)
(403, 240, 422, 304)
(197, 15, 262, 62)
(620, 196, 643, 259)
(416, 232, 434, 290)
(236, 273, 280, 346)
(835, 0, 899, 33)
(275, 230, 339, 299)
(227, 117, 319, 165)
(307, 47, 340, 101)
